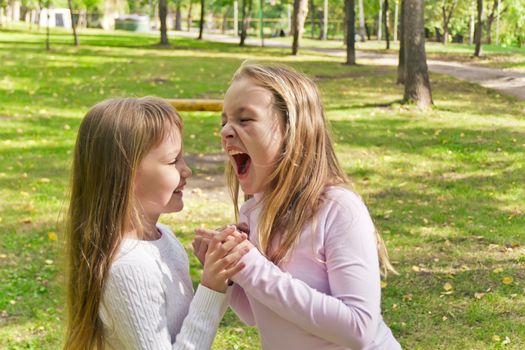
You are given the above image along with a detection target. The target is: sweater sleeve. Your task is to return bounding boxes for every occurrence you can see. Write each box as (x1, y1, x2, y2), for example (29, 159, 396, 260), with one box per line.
(229, 283, 256, 326)
(230, 194, 382, 350)
(102, 263, 228, 350)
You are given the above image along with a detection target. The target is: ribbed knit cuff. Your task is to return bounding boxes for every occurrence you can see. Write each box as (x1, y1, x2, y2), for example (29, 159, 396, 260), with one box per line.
(192, 284, 229, 318)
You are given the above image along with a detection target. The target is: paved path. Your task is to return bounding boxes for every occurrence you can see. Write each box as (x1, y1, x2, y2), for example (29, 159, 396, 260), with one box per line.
(175, 31, 525, 100)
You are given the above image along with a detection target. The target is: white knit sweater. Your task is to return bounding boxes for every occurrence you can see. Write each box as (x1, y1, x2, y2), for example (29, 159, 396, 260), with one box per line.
(99, 224, 229, 350)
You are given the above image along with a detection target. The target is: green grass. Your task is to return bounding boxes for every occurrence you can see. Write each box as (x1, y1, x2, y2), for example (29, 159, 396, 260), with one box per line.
(1, 26, 524, 349)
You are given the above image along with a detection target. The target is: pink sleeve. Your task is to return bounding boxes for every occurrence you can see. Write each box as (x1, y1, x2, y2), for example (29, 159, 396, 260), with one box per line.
(231, 195, 382, 349)
(229, 284, 256, 326)
(228, 198, 257, 326)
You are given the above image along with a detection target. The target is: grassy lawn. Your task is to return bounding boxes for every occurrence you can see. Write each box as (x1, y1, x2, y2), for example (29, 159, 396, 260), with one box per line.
(1, 26, 524, 349)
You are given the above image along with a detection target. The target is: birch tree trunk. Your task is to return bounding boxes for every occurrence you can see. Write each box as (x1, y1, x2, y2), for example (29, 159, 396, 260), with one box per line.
(403, 0, 433, 108)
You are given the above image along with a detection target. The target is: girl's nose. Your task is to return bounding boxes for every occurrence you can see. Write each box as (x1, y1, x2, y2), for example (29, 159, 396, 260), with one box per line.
(220, 122, 234, 139)
(181, 162, 192, 178)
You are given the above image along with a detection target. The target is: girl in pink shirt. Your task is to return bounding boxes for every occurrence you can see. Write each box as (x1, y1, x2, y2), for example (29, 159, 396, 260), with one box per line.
(195, 63, 401, 349)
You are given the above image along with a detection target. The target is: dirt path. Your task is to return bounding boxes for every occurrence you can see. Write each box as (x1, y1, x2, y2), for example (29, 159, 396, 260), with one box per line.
(175, 31, 525, 100)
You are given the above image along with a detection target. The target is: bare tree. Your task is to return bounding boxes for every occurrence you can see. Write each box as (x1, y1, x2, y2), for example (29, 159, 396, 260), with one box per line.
(357, 0, 365, 41)
(403, 0, 433, 108)
(291, 0, 308, 55)
(67, 0, 79, 46)
(159, 0, 169, 44)
(345, 0, 356, 65)
(198, 0, 205, 39)
(322, 0, 328, 40)
(383, 0, 390, 49)
(175, 1, 182, 30)
(187, 0, 193, 31)
(239, 0, 252, 46)
(397, 0, 405, 84)
(441, 0, 457, 45)
(474, 0, 483, 56)
(486, 0, 506, 44)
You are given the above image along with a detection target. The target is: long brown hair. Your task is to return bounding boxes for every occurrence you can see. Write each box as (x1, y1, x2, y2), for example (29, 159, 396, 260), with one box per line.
(226, 63, 396, 275)
(63, 97, 182, 350)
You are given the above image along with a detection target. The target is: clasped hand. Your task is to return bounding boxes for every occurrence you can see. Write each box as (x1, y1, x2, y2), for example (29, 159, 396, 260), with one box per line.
(193, 224, 254, 292)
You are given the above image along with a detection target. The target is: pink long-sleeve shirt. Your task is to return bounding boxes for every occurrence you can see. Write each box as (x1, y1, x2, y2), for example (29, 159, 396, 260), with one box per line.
(230, 186, 401, 350)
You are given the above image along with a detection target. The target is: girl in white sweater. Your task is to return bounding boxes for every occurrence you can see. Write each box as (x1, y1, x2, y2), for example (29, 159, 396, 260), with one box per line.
(63, 97, 249, 350)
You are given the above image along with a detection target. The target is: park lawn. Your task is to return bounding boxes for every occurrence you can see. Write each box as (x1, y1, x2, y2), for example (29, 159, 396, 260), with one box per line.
(0, 26, 524, 349)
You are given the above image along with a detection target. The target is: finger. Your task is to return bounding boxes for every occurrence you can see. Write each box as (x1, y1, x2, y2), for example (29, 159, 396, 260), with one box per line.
(211, 226, 236, 243)
(220, 233, 247, 252)
(195, 228, 217, 239)
(221, 261, 247, 280)
(218, 245, 251, 268)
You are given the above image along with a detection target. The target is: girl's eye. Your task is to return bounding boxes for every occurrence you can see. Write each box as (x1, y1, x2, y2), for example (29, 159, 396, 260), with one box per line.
(239, 118, 252, 123)
(169, 158, 179, 165)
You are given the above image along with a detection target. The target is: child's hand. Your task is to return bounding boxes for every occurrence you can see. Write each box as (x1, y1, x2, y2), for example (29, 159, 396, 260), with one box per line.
(193, 223, 249, 265)
(200, 227, 250, 293)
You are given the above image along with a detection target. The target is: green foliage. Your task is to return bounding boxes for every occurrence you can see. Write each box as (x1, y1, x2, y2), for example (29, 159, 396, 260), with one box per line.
(0, 25, 524, 349)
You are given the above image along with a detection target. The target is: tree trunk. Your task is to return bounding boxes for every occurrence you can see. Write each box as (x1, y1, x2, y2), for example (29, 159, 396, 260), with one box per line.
(442, 0, 457, 45)
(310, 0, 315, 39)
(198, 0, 205, 39)
(175, 2, 182, 30)
(394, 0, 398, 41)
(221, 7, 228, 33)
(397, 0, 405, 84)
(403, 0, 432, 108)
(469, 2, 475, 44)
(358, 0, 365, 41)
(345, 0, 356, 65)
(474, 0, 483, 56)
(187, 0, 193, 31)
(240, 0, 252, 46)
(378, 0, 382, 40)
(442, 3, 448, 44)
(486, 0, 498, 44)
(383, 0, 390, 49)
(291, 0, 308, 55)
(322, 0, 328, 40)
(67, 0, 79, 46)
(159, 0, 169, 44)
(46, 9, 50, 50)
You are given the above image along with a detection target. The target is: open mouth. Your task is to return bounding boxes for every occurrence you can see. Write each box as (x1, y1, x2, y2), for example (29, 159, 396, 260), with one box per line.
(232, 152, 251, 177)
(173, 183, 185, 194)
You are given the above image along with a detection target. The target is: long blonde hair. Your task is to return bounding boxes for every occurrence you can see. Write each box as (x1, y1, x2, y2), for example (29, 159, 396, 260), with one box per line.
(63, 97, 183, 350)
(226, 63, 395, 275)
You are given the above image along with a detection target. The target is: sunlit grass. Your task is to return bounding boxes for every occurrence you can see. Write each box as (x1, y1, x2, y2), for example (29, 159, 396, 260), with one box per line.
(0, 26, 524, 349)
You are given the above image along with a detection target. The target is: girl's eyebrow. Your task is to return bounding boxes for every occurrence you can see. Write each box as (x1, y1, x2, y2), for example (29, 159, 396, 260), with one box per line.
(222, 107, 257, 119)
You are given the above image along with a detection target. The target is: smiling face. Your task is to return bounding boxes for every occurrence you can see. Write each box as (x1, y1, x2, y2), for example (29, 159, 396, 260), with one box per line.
(134, 127, 192, 222)
(221, 77, 284, 195)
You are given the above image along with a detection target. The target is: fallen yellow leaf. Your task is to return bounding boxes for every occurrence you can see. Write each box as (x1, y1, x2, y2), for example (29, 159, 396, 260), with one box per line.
(48, 232, 58, 241)
(380, 281, 388, 289)
(45, 259, 54, 265)
(20, 191, 29, 197)
(411, 265, 420, 272)
(492, 335, 501, 342)
(502, 276, 513, 285)
(474, 292, 485, 300)
(443, 282, 453, 291)
(40, 178, 51, 183)
(493, 267, 504, 273)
